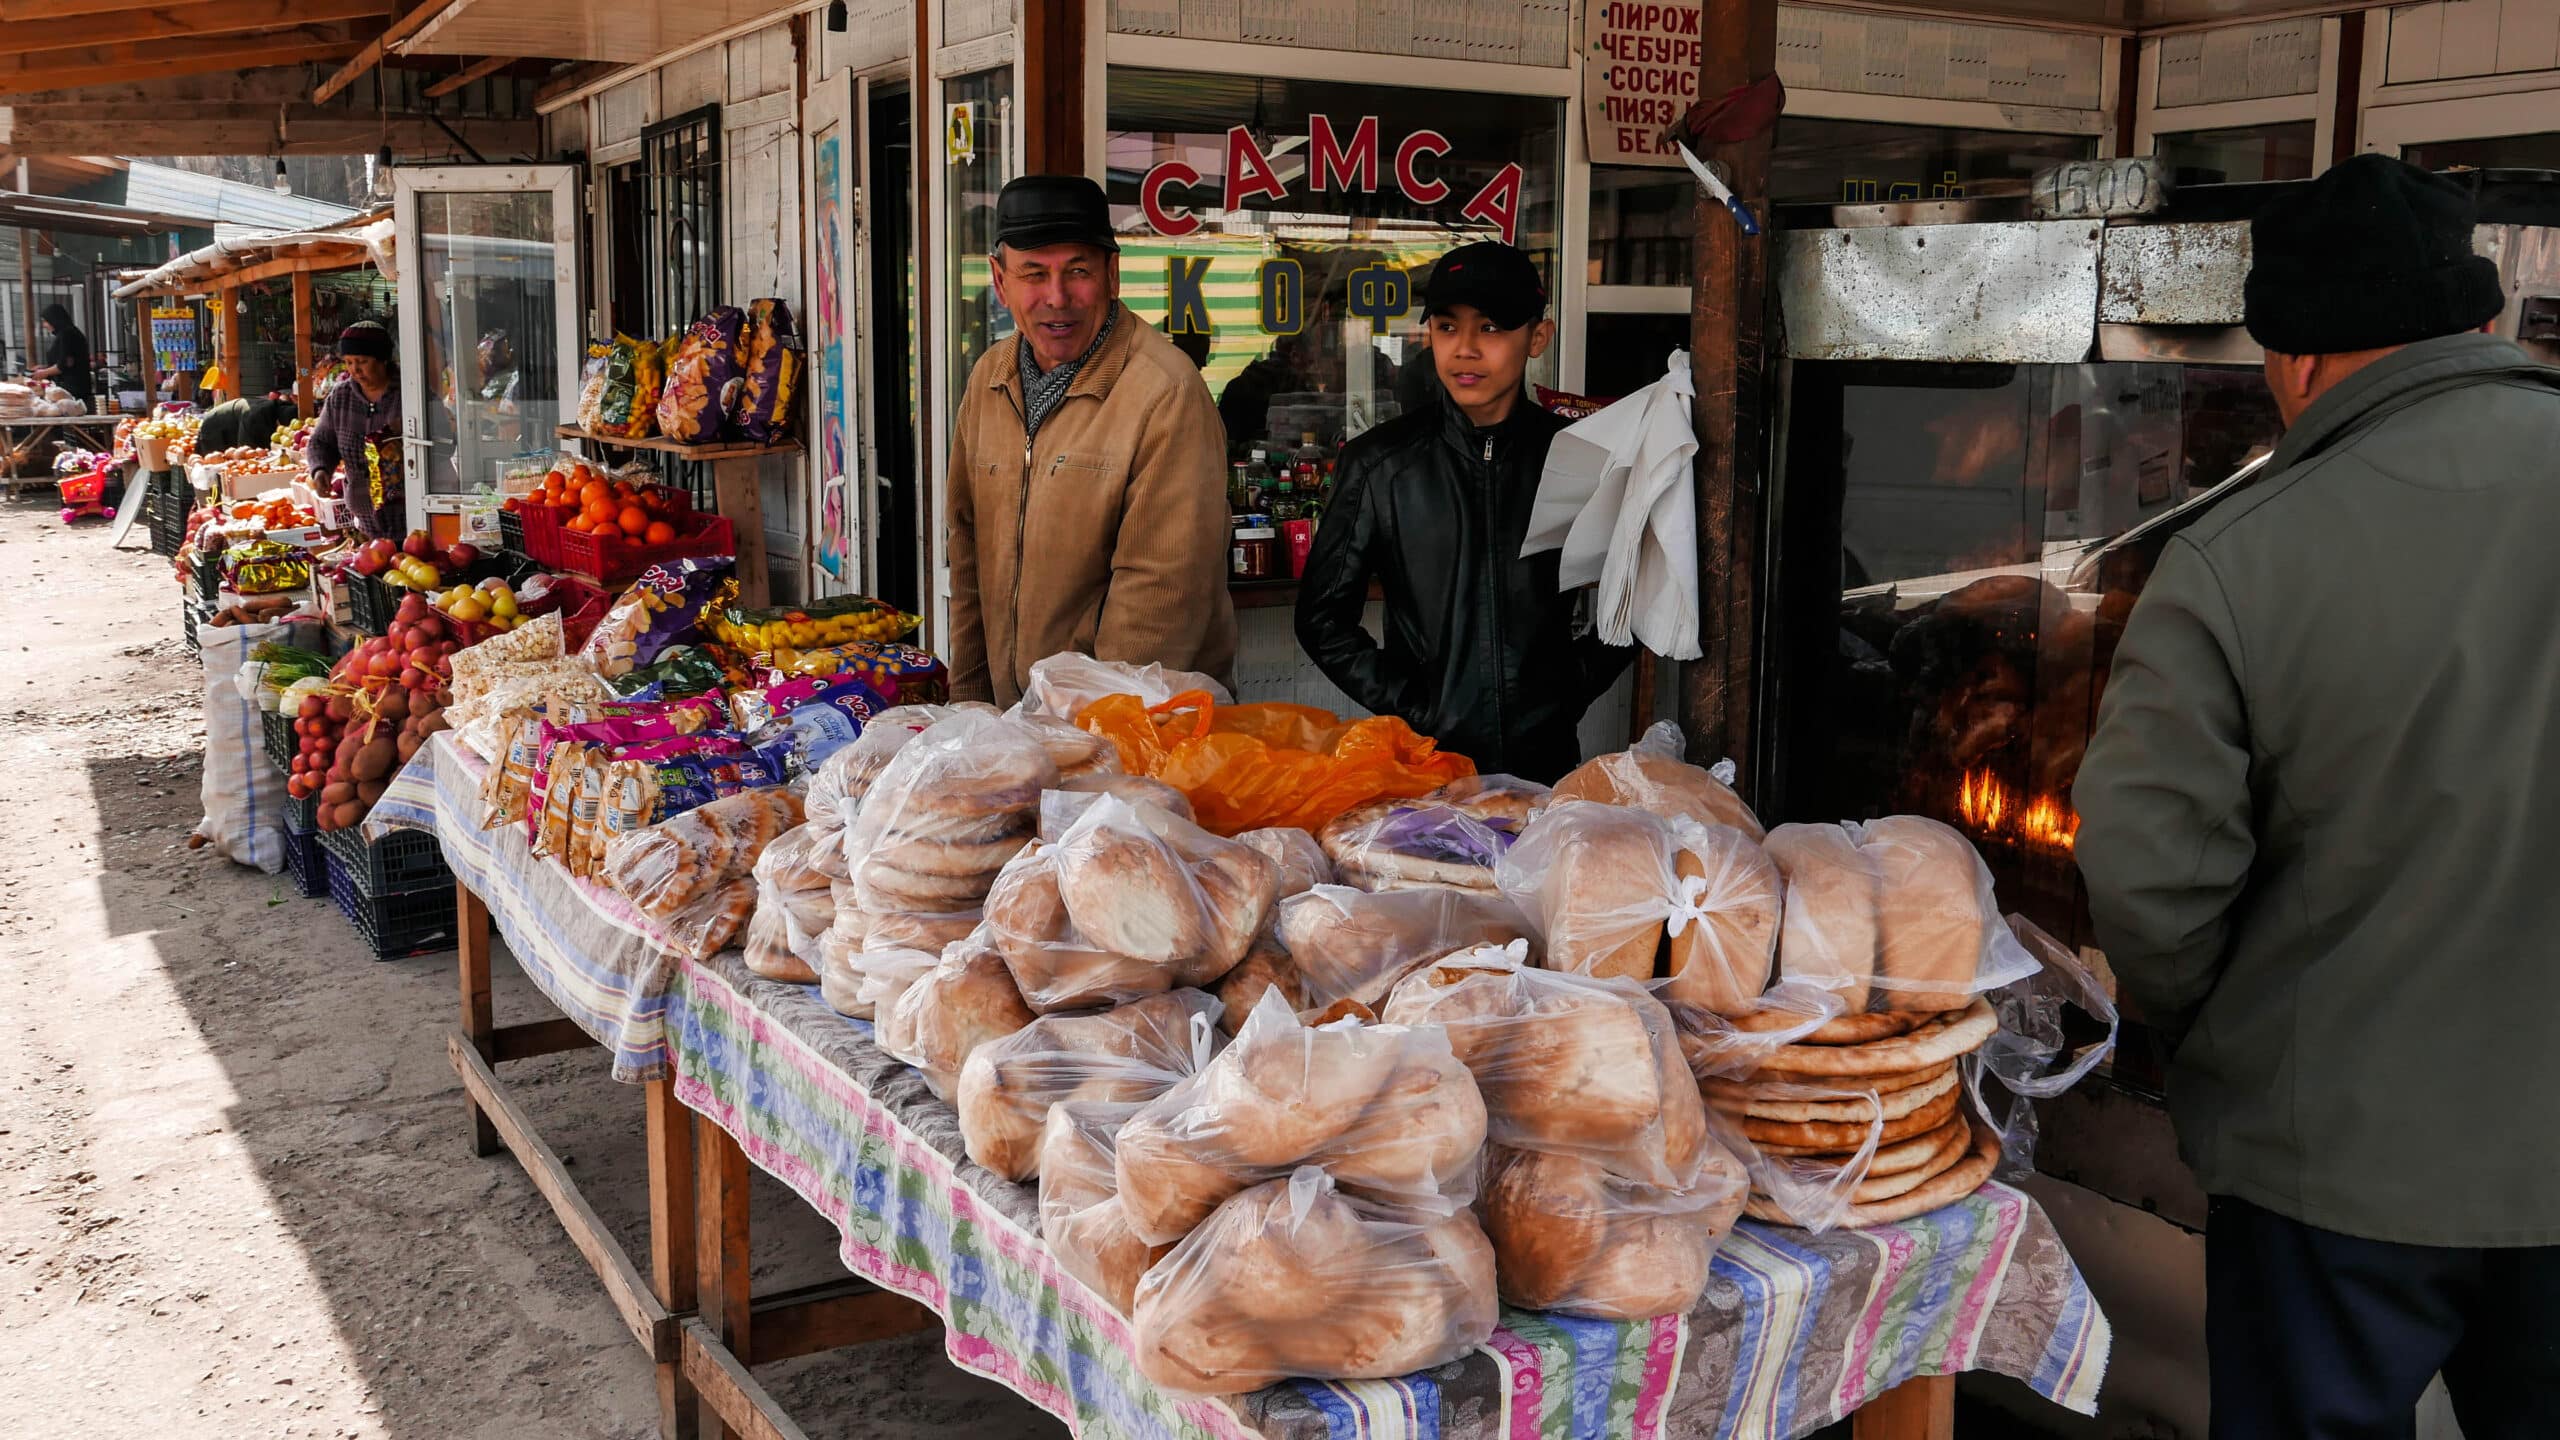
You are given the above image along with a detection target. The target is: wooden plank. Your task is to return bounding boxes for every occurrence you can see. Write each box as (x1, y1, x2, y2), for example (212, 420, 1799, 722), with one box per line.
(292, 267, 314, 419)
(677, 1319, 814, 1440)
(647, 1078, 700, 1440)
(0, 0, 189, 18)
(0, 40, 364, 98)
(712, 455, 771, 609)
(0, 23, 364, 80)
(456, 879, 498, 1157)
(1020, 0, 1085, 173)
(446, 1029, 678, 1358)
(1851, 1373, 1955, 1440)
(314, 0, 467, 104)
(0, 115, 536, 156)
(694, 1113, 754, 1437)
(534, 59, 622, 108)
(424, 53, 515, 98)
(0, 0, 389, 60)
(745, 1280, 937, 1364)
(490, 1015, 596, 1063)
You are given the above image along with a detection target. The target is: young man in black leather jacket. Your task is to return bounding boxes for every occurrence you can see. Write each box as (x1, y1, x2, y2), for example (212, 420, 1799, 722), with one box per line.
(1295, 242, 1634, 782)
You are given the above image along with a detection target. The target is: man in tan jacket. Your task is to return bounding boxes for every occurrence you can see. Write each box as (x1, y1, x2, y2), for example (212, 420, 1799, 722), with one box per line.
(945, 174, 1236, 707)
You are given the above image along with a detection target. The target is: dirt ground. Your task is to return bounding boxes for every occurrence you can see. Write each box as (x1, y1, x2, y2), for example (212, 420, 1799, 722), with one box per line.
(0, 490, 1068, 1438)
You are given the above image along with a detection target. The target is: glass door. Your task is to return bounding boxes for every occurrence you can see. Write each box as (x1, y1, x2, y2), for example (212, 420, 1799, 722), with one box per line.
(867, 78, 920, 615)
(392, 165, 581, 540)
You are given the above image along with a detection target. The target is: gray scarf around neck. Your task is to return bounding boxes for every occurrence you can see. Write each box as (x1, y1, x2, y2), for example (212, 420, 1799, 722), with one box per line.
(1017, 305, 1116, 444)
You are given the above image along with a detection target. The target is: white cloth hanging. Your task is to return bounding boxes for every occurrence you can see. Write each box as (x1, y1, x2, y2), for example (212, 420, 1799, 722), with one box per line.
(1519, 349, 1702, 659)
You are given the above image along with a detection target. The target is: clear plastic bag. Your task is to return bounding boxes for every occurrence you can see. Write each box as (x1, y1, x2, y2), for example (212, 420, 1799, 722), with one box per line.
(1037, 1099, 1164, 1314)
(1045, 794, 1279, 987)
(957, 989, 1224, 1180)
(1763, 817, 2040, 1014)
(876, 938, 1033, 1099)
(1039, 771, 1195, 837)
(817, 931, 936, 1023)
(1267, 884, 1531, 1017)
(1012, 652, 1234, 722)
(1494, 804, 1781, 1011)
(1234, 826, 1333, 897)
(1131, 1166, 1498, 1395)
(602, 787, 805, 928)
(1479, 1144, 1746, 1319)
(1671, 978, 1848, 1079)
(842, 711, 1058, 918)
(1379, 943, 1707, 1187)
(1318, 788, 1520, 894)
(743, 904, 817, 984)
(1966, 915, 2118, 1178)
(1013, 711, 1122, 778)
(979, 841, 1178, 1013)
(1113, 990, 1488, 1245)
(1548, 720, 1764, 839)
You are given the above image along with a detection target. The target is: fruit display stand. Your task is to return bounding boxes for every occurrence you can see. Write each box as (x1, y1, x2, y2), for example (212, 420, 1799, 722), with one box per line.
(379, 727, 2115, 1440)
(555, 425, 799, 607)
(0, 413, 119, 490)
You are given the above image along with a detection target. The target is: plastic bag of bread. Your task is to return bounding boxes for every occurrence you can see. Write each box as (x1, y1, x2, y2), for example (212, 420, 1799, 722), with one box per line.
(1046, 794, 1279, 987)
(1014, 712, 1121, 779)
(751, 822, 837, 965)
(1234, 827, 1332, 897)
(1131, 1166, 1498, 1394)
(958, 989, 1223, 1180)
(817, 935, 936, 1023)
(1548, 721, 1763, 839)
(979, 841, 1177, 1012)
(1318, 786, 1520, 894)
(807, 703, 968, 831)
(1701, 1077, 2008, 1233)
(1481, 1143, 1746, 1319)
(876, 939, 1034, 1098)
(1381, 944, 1705, 1187)
(1012, 652, 1233, 722)
(1038, 1100, 1165, 1314)
(1672, 978, 1850, 1080)
(1260, 884, 1530, 1019)
(1763, 817, 2038, 1014)
(1495, 802, 1780, 1012)
(843, 712, 1058, 918)
(742, 905, 817, 984)
(603, 787, 806, 924)
(1038, 771, 1194, 838)
(1113, 989, 1487, 1244)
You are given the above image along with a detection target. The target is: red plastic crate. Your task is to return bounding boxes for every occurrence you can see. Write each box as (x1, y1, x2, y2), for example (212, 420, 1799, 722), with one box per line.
(556, 510, 735, 588)
(504, 502, 563, 566)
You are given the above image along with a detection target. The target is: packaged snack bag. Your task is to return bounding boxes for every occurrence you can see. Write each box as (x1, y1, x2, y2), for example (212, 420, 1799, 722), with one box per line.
(656, 307, 746, 443)
(730, 299, 800, 443)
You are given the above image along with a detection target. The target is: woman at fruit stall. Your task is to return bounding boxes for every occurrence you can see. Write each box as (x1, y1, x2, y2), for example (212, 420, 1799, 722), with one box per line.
(304, 320, 403, 538)
(29, 304, 92, 405)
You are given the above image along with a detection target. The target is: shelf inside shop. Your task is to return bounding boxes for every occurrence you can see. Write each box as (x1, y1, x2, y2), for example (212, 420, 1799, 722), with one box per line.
(554, 425, 802, 461)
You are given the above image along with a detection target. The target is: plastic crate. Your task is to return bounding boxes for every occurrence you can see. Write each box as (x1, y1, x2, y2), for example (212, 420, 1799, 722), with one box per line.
(500, 505, 563, 567)
(344, 572, 394, 635)
(181, 595, 205, 652)
(318, 822, 450, 896)
(192, 550, 220, 605)
(556, 510, 734, 588)
(149, 491, 186, 557)
(287, 791, 320, 834)
(325, 853, 458, 960)
(260, 708, 294, 774)
(282, 825, 328, 899)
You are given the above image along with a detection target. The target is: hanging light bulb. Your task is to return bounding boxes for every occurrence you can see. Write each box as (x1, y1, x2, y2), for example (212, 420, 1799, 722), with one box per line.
(272, 157, 291, 194)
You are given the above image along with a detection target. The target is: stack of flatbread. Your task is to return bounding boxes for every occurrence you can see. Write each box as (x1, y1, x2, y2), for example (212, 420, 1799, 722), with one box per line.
(1705, 997, 2003, 1227)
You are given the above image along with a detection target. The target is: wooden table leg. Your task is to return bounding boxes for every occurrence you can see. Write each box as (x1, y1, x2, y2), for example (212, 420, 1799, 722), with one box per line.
(695, 1114, 753, 1439)
(456, 880, 499, 1158)
(648, 1079, 701, 1440)
(1852, 1373, 1956, 1440)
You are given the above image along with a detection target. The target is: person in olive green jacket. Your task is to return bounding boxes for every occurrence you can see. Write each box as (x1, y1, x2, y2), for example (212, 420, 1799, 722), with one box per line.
(944, 174, 1236, 708)
(2075, 155, 2560, 1438)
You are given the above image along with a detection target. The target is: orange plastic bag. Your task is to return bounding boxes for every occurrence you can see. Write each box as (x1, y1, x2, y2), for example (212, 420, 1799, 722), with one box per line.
(1077, 691, 1474, 836)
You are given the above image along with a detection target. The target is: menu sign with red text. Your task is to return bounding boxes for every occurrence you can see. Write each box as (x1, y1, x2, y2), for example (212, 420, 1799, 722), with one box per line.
(1585, 0, 1702, 167)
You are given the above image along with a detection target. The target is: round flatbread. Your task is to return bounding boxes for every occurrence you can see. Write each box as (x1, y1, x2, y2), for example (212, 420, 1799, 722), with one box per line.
(1713, 1059, 1952, 1104)
(1711, 1068, 1959, 1124)
(1739, 1086, 1959, 1151)
(1849, 1120, 1975, 1200)
(1744, 1122, 2000, 1227)
(1864, 1115, 1969, 1177)
(1746, 997, 1997, 1077)
(1726, 1006, 1930, 1044)
(1755, 1111, 1968, 1162)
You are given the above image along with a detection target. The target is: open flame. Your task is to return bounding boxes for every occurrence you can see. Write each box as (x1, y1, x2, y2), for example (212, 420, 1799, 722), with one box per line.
(1955, 768, 2079, 852)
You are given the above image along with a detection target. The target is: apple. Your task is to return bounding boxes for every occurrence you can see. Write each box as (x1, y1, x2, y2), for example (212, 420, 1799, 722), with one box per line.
(447, 542, 482, 568)
(402, 531, 436, 560)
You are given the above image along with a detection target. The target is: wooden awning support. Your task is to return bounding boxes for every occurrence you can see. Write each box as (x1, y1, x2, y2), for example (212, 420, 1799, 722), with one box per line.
(423, 54, 514, 98)
(313, 0, 464, 105)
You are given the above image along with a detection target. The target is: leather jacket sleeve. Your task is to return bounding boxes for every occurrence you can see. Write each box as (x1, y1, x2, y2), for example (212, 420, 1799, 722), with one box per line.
(1295, 447, 1425, 723)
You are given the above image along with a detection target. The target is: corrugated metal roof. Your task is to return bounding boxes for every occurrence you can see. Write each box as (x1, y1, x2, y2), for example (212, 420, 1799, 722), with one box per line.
(119, 161, 358, 233)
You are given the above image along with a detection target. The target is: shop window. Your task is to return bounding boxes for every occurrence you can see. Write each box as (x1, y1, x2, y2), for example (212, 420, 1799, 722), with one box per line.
(640, 107, 724, 336)
(2405, 131, 2560, 171)
(1104, 70, 1564, 469)
(943, 67, 1014, 439)
(2154, 123, 2315, 185)
(1582, 312, 1691, 403)
(1586, 120, 2098, 287)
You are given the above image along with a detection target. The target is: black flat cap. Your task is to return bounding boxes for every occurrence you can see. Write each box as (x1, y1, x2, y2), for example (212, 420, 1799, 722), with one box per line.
(994, 174, 1118, 255)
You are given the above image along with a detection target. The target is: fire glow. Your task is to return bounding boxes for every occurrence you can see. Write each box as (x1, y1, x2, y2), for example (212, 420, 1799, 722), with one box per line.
(1955, 769, 2080, 852)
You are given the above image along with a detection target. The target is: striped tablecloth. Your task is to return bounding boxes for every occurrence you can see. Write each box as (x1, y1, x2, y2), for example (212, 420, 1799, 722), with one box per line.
(670, 954, 2111, 1440)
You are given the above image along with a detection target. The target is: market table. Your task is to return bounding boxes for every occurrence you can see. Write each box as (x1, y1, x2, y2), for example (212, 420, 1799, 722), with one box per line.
(1, 412, 118, 488)
(392, 735, 2111, 1439)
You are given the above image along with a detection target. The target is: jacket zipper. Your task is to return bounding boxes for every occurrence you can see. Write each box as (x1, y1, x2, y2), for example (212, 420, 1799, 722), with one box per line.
(1004, 385, 1033, 691)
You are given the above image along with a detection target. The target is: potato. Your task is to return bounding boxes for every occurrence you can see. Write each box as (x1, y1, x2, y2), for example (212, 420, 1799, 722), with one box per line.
(355, 779, 387, 806)
(396, 732, 422, 764)
(320, 781, 355, 806)
(352, 738, 397, 782)
(331, 801, 365, 831)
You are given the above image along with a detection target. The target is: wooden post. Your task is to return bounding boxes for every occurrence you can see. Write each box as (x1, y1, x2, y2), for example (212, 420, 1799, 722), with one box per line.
(647, 1080, 701, 1440)
(1020, 0, 1086, 174)
(137, 296, 158, 411)
(14, 157, 30, 375)
(293, 268, 316, 418)
(218, 283, 243, 402)
(694, 1114, 754, 1440)
(1851, 1373, 1956, 1440)
(712, 455, 771, 608)
(456, 881, 500, 1157)
(1679, 0, 1779, 796)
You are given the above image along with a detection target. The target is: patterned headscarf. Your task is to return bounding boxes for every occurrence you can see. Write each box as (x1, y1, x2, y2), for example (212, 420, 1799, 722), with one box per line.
(1016, 305, 1116, 445)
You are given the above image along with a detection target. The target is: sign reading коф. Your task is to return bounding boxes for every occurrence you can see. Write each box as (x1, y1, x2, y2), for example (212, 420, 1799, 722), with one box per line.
(1585, 0, 1701, 167)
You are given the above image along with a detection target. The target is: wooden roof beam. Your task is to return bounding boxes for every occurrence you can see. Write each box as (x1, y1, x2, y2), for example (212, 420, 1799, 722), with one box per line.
(0, 0, 391, 60)
(313, 0, 466, 105)
(0, 1, 194, 18)
(422, 53, 513, 98)
(0, 27, 367, 97)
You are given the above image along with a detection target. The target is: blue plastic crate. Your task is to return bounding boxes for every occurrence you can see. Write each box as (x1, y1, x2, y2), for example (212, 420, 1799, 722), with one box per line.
(324, 852, 457, 960)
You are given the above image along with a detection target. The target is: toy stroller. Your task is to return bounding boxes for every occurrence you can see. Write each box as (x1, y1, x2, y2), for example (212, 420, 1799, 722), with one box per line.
(57, 464, 113, 524)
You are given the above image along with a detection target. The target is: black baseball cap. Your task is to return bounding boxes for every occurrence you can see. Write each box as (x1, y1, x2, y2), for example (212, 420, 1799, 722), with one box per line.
(993, 174, 1119, 255)
(1421, 242, 1548, 330)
